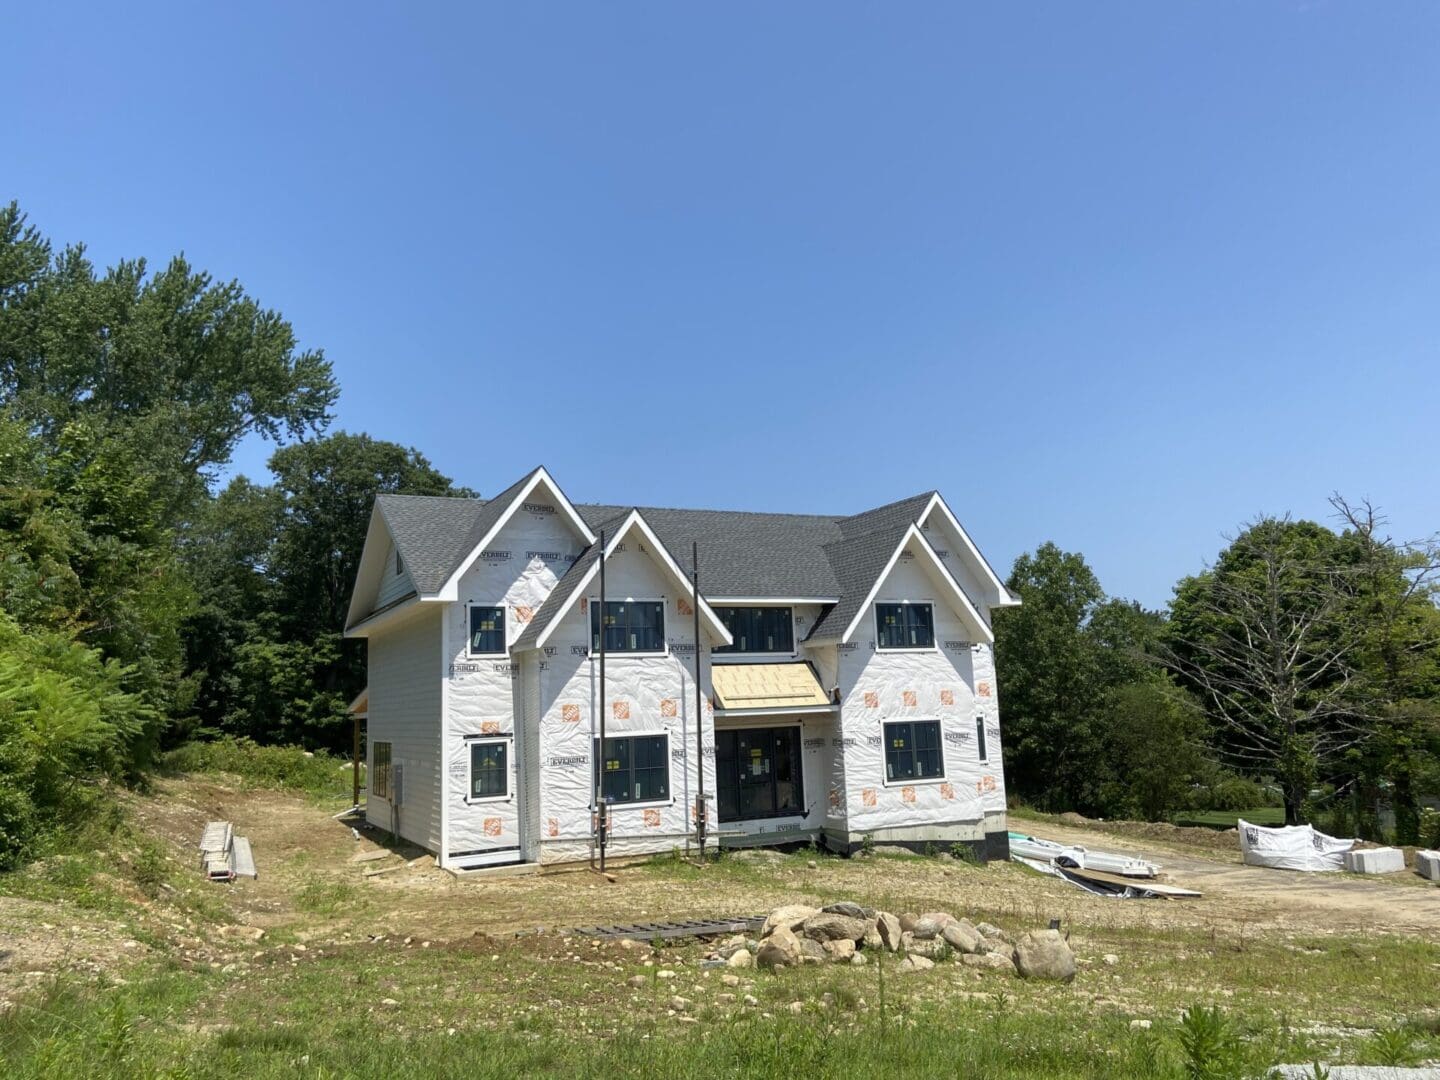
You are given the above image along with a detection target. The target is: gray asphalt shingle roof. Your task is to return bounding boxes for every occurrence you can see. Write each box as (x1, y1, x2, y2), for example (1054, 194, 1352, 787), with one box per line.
(365, 470, 951, 645)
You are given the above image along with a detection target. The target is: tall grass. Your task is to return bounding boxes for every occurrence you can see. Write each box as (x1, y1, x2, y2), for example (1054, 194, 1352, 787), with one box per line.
(161, 736, 357, 800)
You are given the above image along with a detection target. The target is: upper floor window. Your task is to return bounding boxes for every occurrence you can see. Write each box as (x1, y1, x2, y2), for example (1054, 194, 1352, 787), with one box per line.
(713, 606, 794, 654)
(468, 604, 507, 656)
(591, 600, 666, 654)
(876, 602, 935, 650)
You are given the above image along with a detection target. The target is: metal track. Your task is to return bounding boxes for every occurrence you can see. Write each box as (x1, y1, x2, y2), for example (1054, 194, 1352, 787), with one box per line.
(568, 915, 765, 942)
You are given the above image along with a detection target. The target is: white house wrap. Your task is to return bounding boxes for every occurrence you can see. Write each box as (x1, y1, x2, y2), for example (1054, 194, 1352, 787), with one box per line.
(345, 467, 1020, 871)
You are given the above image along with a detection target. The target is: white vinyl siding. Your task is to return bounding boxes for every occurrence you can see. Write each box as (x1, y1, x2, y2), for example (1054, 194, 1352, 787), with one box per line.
(376, 540, 417, 609)
(365, 607, 443, 851)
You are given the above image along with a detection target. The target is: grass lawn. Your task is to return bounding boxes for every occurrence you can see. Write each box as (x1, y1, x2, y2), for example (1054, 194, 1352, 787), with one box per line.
(1172, 807, 1286, 830)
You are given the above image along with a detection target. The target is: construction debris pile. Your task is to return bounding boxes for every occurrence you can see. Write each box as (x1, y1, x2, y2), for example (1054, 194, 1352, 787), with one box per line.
(199, 821, 257, 883)
(703, 903, 1077, 981)
(1009, 832, 1200, 898)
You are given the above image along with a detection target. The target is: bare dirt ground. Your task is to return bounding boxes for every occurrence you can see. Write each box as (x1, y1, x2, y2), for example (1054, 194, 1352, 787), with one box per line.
(1, 774, 1435, 1003)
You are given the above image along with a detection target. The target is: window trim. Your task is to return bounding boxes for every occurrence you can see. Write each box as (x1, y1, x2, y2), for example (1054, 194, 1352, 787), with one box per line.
(874, 601, 938, 653)
(372, 740, 392, 799)
(592, 729, 674, 809)
(587, 596, 669, 658)
(880, 719, 947, 787)
(975, 715, 989, 763)
(464, 735, 512, 804)
(466, 602, 509, 658)
(713, 605, 796, 657)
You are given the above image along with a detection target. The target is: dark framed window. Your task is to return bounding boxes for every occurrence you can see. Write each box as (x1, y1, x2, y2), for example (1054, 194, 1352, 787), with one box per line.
(590, 600, 665, 653)
(713, 607, 794, 654)
(884, 720, 944, 782)
(469, 739, 509, 800)
(468, 605, 506, 656)
(876, 603, 935, 650)
(716, 726, 805, 822)
(975, 716, 988, 763)
(372, 741, 392, 798)
(593, 734, 670, 804)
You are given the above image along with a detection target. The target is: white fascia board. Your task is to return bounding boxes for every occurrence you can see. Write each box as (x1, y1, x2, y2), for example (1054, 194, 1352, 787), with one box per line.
(532, 510, 735, 650)
(344, 505, 400, 630)
(838, 524, 993, 645)
(714, 704, 839, 718)
(922, 492, 1018, 606)
(709, 596, 840, 605)
(435, 467, 597, 602)
(343, 593, 423, 638)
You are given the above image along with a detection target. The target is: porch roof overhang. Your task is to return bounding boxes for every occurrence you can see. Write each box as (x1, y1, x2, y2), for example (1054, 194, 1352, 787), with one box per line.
(711, 662, 833, 715)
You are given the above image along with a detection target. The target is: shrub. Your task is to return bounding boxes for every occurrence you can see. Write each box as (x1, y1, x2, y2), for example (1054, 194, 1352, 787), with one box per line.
(161, 736, 354, 799)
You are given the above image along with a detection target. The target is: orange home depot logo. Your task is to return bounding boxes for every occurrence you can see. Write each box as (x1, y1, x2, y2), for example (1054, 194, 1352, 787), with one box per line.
(902, 690, 917, 707)
(901, 786, 917, 804)
(977, 681, 992, 697)
(677, 596, 693, 616)
(561, 703, 581, 723)
(861, 788, 877, 808)
(975, 775, 998, 794)
(480, 720, 500, 735)
(827, 787, 841, 809)
(514, 604, 534, 623)
(940, 689, 954, 706)
(863, 692, 879, 709)
(612, 700, 630, 720)
(660, 698, 677, 717)
(483, 818, 502, 837)
(547, 818, 559, 837)
(939, 782, 955, 801)
(643, 809, 661, 827)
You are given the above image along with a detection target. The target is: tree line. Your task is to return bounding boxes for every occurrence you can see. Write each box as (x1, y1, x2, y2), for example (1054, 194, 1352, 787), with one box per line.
(995, 508, 1440, 842)
(2, 203, 1437, 867)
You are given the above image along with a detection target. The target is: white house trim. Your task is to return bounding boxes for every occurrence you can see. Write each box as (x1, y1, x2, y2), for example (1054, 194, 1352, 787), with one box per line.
(710, 596, 840, 605)
(435, 467, 596, 602)
(838, 524, 993, 646)
(921, 492, 1019, 607)
(529, 510, 733, 651)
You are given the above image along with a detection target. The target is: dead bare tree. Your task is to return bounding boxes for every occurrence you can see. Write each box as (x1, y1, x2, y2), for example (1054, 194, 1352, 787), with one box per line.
(1158, 516, 1376, 825)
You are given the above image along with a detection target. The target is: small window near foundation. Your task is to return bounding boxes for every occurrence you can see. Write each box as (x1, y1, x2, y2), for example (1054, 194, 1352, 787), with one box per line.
(372, 741, 392, 798)
(469, 739, 509, 800)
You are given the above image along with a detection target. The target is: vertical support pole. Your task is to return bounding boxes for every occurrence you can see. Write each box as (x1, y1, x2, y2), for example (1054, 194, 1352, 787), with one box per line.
(692, 541, 706, 860)
(352, 710, 361, 809)
(597, 531, 608, 873)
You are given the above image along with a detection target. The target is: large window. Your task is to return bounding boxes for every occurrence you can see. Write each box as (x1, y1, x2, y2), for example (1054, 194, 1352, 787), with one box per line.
(716, 726, 805, 822)
(590, 600, 665, 654)
(372, 741, 392, 798)
(469, 738, 509, 800)
(713, 607, 794, 654)
(876, 603, 935, 650)
(468, 605, 507, 656)
(594, 734, 670, 805)
(884, 720, 944, 782)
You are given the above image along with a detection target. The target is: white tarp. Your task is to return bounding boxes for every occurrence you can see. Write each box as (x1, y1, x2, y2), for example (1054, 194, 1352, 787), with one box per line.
(1237, 818, 1355, 872)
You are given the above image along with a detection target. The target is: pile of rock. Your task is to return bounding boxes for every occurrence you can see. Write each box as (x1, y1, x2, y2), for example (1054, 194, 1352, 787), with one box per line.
(704, 903, 1075, 981)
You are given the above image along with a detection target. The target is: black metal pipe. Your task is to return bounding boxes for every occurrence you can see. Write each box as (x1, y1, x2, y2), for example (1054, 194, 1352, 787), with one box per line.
(692, 541, 705, 859)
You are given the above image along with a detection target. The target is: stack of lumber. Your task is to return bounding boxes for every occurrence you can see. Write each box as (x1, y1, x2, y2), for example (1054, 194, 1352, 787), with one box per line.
(198, 820, 258, 882)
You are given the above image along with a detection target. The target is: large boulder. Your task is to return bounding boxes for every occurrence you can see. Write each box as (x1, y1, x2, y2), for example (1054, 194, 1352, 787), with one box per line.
(1014, 930, 1076, 982)
(941, 922, 983, 955)
(801, 913, 870, 943)
(898, 913, 920, 932)
(756, 926, 802, 968)
(822, 901, 870, 919)
(911, 917, 943, 940)
(905, 935, 947, 959)
(726, 949, 754, 969)
(961, 952, 1016, 974)
(823, 938, 856, 962)
(875, 912, 903, 952)
(798, 937, 828, 965)
(897, 954, 934, 973)
(919, 911, 956, 930)
(975, 922, 1011, 943)
(762, 905, 819, 937)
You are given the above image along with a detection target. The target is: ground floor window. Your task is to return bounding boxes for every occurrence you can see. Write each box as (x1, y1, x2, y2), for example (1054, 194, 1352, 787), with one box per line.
(372, 741, 392, 798)
(716, 726, 804, 822)
(468, 738, 509, 800)
(884, 720, 944, 782)
(594, 733, 670, 805)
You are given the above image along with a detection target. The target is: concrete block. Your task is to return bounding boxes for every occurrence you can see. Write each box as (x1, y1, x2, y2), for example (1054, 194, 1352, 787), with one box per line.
(1342, 847, 1405, 875)
(1416, 850, 1440, 882)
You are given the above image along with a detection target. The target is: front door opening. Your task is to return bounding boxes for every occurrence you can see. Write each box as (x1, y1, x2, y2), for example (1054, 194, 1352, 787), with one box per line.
(716, 726, 804, 823)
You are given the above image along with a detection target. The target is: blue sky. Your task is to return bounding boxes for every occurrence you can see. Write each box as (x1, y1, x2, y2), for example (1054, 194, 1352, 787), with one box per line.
(6, 3, 1438, 608)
